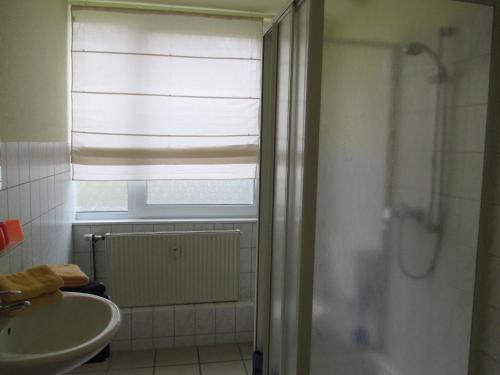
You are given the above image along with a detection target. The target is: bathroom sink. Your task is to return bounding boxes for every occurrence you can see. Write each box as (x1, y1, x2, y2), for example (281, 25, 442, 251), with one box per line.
(0, 292, 121, 375)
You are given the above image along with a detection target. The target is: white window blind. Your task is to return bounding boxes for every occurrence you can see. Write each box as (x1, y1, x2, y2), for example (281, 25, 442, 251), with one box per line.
(71, 7, 262, 181)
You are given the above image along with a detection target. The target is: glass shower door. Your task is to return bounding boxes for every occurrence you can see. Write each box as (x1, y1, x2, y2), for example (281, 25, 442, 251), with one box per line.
(309, 1, 494, 374)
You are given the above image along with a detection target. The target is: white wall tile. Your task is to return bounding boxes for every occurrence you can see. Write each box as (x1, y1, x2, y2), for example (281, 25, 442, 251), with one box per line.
(195, 304, 215, 335)
(19, 183, 31, 224)
(174, 335, 195, 347)
(240, 248, 252, 273)
(461, 152, 484, 201)
(21, 223, 33, 269)
(0, 253, 11, 274)
(174, 305, 195, 336)
(215, 303, 235, 333)
(73, 252, 92, 277)
(236, 302, 254, 332)
(131, 308, 153, 339)
(7, 186, 20, 219)
(47, 176, 55, 211)
(133, 224, 153, 233)
(111, 340, 132, 353)
(0, 190, 8, 220)
(235, 223, 252, 247)
(9, 246, 23, 273)
(5, 142, 19, 188)
(214, 223, 234, 230)
(239, 273, 251, 299)
(194, 223, 214, 231)
(196, 334, 215, 346)
(215, 333, 235, 344)
(131, 338, 153, 352)
(114, 309, 131, 341)
(31, 217, 42, 265)
(28, 143, 41, 181)
(153, 306, 174, 337)
(154, 224, 174, 232)
(30, 180, 40, 220)
(18, 142, 30, 184)
(112, 224, 133, 233)
(153, 337, 174, 349)
(175, 223, 194, 231)
(235, 331, 253, 343)
(39, 178, 48, 214)
(73, 225, 91, 253)
(0, 143, 6, 190)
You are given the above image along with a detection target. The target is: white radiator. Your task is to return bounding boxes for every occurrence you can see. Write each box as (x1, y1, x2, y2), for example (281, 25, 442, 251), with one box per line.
(105, 230, 240, 307)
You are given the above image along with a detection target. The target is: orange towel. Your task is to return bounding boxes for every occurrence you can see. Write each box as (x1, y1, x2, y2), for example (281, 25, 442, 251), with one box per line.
(0, 265, 64, 305)
(48, 264, 89, 287)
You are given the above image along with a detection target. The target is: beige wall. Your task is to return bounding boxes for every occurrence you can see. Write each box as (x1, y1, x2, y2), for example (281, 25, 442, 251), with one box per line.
(0, 0, 69, 142)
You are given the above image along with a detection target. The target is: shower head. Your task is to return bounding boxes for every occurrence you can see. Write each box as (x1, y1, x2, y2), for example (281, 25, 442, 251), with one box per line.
(402, 42, 440, 60)
(401, 42, 448, 83)
(402, 42, 430, 56)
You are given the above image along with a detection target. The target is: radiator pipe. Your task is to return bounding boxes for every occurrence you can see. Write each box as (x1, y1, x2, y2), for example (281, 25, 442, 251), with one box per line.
(84, 234, 106, 280)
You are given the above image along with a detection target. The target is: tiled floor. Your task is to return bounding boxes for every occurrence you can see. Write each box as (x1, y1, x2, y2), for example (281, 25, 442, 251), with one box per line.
(68, 342, 253, 375)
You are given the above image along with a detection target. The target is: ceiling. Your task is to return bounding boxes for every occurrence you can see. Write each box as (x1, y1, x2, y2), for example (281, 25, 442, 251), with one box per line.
(81, 0, 489, 42)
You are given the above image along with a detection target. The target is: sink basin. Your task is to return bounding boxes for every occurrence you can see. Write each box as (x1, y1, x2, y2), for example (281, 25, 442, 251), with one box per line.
(0, 292, 121, 375)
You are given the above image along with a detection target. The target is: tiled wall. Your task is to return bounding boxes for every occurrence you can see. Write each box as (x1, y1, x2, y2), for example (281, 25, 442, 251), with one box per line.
(72, 221, 257, 351)
(110, 301, 254, 352)
(0, 142, 74, 274)
(385, 7, 493, 375)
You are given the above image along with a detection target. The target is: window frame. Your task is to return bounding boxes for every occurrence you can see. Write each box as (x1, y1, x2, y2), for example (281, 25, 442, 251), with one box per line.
(75, 180, 258, 221)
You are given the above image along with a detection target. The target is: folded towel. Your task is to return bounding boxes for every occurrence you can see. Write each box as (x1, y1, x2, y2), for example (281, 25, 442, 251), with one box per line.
(61, 280, 106, 295)
(48, 264, 89, 288)
(0, 265, 64, 305)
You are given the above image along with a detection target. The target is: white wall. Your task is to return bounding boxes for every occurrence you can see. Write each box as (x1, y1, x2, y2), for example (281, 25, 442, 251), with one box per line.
(0, 0, 74, 272)
(0, 0, 69, 142)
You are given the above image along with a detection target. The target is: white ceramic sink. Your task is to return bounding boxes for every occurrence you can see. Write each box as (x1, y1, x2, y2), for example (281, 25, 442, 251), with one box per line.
(0, 292, 121, 375)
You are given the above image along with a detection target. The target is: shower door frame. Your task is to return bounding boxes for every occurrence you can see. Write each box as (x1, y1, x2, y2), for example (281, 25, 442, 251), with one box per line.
(256, 0, 324, 374)
(466, 1, 500, 375)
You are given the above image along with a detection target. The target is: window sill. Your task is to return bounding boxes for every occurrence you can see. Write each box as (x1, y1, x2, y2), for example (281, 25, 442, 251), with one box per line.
(73, 217, 258, 225)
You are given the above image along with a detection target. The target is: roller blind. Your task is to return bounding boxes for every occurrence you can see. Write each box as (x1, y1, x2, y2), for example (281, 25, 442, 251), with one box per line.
(71, 7, 262, 180)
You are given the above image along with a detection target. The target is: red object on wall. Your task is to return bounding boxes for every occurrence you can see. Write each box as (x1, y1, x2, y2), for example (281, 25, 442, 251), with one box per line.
(0, 222, 9, 246)
(5, 220, 24, 242)
(0, 229, 6, 251)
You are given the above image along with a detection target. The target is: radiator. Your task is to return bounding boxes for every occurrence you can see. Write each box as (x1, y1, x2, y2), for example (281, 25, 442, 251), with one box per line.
(105, 230, 240, 307)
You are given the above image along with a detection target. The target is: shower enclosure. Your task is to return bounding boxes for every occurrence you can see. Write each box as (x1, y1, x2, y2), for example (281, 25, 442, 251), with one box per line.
(257, 0, 496, 374)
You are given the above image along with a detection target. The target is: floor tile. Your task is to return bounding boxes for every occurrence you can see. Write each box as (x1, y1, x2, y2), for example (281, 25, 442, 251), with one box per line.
(155, 364, 201, 375)
(200, 361, 247, 375)
(198, 344, 241, 363)
(245, 359, 252, 374)
(238, 342, 253, 360)
(108, 368, 153, 375)
(70, 359, 110, 373)
(156, 346, 198, 366)
(109, 350, 155, 370)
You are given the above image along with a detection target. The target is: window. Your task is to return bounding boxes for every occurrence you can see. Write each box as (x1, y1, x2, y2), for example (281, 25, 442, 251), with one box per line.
(71, 7, 262, 219)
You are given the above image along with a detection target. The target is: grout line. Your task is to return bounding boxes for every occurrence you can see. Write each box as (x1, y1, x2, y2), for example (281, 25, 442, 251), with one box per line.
(0, 170, 70, 193)
(152, 349, 157, 375)
(197, 346, 202, 375)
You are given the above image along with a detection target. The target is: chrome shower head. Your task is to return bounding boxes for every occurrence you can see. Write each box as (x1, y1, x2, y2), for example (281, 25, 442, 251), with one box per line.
(401, 42, 448, 83)
(402, 42, 429, 56)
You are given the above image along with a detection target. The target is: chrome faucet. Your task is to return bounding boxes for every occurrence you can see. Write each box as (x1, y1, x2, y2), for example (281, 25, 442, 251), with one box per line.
(0, 290, 31, 314)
